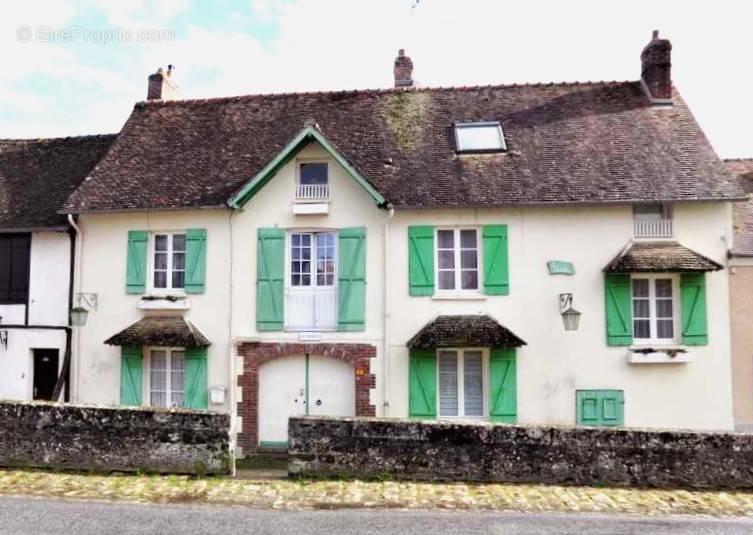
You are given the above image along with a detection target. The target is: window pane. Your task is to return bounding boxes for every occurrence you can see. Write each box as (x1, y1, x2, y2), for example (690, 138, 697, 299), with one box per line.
(292, 234, 300, 247)
(155, 235, 167, 251)
(154, 271, 167, 289)
(632, 279, 649, 297)
(154, 252, 167, 270)
(300, 163, 328, 185)
(655, 279, 672, 298)
(437, 230, 454, 249)
(657, 319, 674, 339)
(172, 234, 186, 252)
(463, 351, 483, 417)
(438, 351, 458, 416)
(172, 271, 185, 289)
(461, 270, 478, 290)
(438, 271, 455, 290)
(150, 351, 167, 407)
(292, 274, 301, 286)
(656, 299, 673, 318)
(460, 250, 477, 269)
(438, 250, 455, 269)
(170, 351, 185, 408)
(173, 252, 185, 270)
(302, 274, 311, 286)
(633, 299, 649, 318)
(302, 246, 311, 260)
(301, 234, 311, 246)
(634, 319, 651, 339)
(460, 230, 477, 248)
(455, 124, 504, 152)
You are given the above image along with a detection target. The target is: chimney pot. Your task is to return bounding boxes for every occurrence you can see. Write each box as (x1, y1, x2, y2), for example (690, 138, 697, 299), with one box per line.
(393, 49, 414, 88)
(640, 31, 672, 102)
(147, 65, 178, 101)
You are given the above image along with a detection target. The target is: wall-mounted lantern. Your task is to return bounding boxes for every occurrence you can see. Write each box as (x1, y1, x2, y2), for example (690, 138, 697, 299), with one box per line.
(559, 293, 581, 331)
(70, 293, 98, 327)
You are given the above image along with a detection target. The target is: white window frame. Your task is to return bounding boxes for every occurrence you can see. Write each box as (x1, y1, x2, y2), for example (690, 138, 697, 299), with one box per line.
(436, 348, 489, 420)
(283, 229, 339, 331)
(148, 231, 187, 294)
(454, 121, 507, 153)
(143, 347, 186, 408)
(296, 159, 330, 201)
(630, 274, 680, 345)
(435, 227, 482, 294)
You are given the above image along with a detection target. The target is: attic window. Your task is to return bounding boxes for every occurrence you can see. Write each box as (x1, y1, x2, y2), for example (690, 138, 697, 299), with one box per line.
(454, 122, 506, 153)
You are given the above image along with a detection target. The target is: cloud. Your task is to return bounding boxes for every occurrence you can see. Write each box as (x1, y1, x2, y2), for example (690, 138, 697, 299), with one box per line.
(0, 0, 751, 157)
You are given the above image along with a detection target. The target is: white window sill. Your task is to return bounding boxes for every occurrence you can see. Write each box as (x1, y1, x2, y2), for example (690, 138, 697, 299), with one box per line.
(432, 293, 487, 301)
(627, 345, 692, 364)
(138, 295, 190, 311)
(292, 201, 329, 215)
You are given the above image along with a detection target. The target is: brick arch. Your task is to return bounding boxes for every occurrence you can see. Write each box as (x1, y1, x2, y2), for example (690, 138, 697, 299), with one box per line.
(236, 342, 376, 453)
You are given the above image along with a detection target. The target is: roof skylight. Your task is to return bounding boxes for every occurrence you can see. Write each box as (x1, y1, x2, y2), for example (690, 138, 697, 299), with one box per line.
(454, 122, 506, 153)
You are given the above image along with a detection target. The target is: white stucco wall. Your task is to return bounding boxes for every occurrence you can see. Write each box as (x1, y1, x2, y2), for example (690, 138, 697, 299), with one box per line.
(71, 140, 734, 431)
(0, 231, 70, 401)
(73, 210, 233, 411)
(385, 202, 734, 430)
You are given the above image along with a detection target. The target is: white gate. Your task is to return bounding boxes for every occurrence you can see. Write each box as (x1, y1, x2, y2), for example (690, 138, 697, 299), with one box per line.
(258, 355, 355, 447)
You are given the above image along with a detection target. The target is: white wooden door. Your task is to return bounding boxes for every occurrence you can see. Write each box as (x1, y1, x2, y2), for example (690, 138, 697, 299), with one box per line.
(258, 356, 307, 447)
(308, 355, 355, 417)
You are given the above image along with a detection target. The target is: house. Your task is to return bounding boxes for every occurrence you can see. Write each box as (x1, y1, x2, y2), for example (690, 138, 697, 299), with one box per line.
(725, 158, 753, 430)
(0, 135, 116, 401)
(60, 32, 744, 456)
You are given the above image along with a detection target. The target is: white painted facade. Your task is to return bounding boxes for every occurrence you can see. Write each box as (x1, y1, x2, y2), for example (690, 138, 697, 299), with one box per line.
(72, 140, 736, 435)
(0, 231, 71, 400)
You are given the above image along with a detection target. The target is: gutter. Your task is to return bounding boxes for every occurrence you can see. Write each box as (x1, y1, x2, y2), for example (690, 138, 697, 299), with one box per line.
(382, 205, 395, 416)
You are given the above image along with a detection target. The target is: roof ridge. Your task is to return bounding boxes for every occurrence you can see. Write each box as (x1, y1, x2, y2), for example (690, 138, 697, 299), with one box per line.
(134, 79, 638, 109)
(724, 157, 753, 162)
(0, 133, 118, 144)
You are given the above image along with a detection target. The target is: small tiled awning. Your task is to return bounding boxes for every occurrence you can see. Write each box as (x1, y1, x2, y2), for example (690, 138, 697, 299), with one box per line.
(105, 316, 210, 348)
(407, 315, 526, 349)
(604, 241, 723, 273)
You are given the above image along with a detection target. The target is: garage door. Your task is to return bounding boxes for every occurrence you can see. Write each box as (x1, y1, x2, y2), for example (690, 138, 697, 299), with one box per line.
(258, 354, 355, 448)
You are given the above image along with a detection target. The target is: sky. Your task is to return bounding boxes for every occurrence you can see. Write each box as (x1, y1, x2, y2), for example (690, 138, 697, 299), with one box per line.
(1, 0, 751, 158)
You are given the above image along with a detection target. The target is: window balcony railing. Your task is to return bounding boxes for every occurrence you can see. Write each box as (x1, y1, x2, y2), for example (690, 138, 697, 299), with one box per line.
(296, 183, 329, 201)
(634, 218, 673, 238)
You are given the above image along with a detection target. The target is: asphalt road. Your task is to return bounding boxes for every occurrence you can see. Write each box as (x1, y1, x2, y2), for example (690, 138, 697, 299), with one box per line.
(1, 496, 752, 534)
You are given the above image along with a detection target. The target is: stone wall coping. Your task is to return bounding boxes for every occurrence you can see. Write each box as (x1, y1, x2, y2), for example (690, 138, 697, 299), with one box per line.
(0, 399, 226, 418)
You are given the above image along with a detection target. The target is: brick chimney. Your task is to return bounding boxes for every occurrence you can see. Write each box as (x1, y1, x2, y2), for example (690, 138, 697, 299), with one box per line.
(393, 49, 414, 88)
(641, 30, 672, 102)
(147, 65, 178, 101)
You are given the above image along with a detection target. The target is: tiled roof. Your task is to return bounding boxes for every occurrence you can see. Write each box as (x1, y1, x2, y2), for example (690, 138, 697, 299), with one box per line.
(725, 159, 753, 257)
(63, 81, 744, 213)
(104, 315, 211, 348)
(0, 135, 116, 230)
(407, 315, 526, 349)
(604, 241, 723, 273)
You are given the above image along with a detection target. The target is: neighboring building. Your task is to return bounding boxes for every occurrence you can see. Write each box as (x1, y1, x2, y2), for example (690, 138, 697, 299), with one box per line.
(60, 33, 744, 456)
(0, 135, 116, 401)
(725, 158, 753, 430)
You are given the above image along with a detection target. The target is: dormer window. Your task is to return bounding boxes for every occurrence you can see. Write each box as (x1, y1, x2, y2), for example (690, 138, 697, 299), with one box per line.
(454, 122, 506, 153)
(633, 203, 672, 238)
(297, 161, 329, 201)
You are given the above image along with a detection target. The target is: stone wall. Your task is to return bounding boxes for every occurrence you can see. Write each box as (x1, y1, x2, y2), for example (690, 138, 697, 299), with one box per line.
(0, 400, 231, 475)
(289, 416, 753, 489)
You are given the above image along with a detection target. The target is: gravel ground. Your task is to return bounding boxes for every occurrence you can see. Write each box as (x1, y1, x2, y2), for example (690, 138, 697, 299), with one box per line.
(1, 469, 753, 517)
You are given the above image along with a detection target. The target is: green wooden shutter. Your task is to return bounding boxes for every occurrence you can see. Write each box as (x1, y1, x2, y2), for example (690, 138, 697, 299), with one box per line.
(185, 347, 208, 409)
(408, 349, 437, 418)
(681, 273, 708, 346)
(576, 390, 624, 427)
(120, 346, 143, 406)
(257, 228, 285, 331)
(605, 274, 633, 346)
(338, 227, 366, 332)
(184, 229, 207, 294)
(408, 226, 434, 296)
(489, 348, 517, 422)
(126, 231, 148, 294)
(483, 225, 509, 295)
